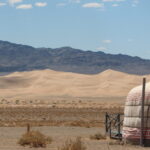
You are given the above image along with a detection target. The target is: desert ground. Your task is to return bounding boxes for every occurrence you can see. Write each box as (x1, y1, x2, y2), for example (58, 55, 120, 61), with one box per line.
(0, 69, 149, 149)
(0, 126, 149, 150)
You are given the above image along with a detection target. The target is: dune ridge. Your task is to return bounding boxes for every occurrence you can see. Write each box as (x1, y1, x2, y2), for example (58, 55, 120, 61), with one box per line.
(0, 69, 149, 101)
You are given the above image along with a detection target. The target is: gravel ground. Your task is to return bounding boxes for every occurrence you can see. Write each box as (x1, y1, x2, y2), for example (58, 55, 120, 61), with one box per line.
(0, 126, 148, 150)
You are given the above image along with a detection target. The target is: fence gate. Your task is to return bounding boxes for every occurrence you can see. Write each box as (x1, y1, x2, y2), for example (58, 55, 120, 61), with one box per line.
(105, 112, 123, 140)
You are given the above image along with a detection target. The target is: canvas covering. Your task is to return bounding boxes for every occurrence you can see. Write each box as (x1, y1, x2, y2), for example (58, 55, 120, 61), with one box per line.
(123, 82, 150, 140)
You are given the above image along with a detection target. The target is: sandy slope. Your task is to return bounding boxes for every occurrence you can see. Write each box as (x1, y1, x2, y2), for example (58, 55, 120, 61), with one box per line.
(0, 69, 149, 100)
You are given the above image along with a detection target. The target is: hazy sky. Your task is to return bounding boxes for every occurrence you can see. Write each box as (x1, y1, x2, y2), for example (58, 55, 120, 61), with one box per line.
(0, 0, 150, 59)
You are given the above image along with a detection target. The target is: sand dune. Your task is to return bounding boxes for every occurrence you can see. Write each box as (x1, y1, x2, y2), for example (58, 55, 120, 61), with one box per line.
(0, 69, 149, 101)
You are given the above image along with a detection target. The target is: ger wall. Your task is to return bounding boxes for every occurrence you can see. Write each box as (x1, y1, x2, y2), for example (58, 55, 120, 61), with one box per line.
(123, 83, 150, 144)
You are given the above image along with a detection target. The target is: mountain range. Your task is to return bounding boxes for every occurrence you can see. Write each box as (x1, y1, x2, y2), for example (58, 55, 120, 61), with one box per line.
(0, 40, 150, 75)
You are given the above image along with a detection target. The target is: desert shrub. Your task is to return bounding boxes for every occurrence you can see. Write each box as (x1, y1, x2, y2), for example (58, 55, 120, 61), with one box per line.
(15, 100, 20, 104)
(18, 130, 52, 148)
(58, 137, 86, 150)
(108, 140, 124, 145)
(70, 121, 90, 128)
(46, 136, 53, 144)
(90, 133, 106, 140)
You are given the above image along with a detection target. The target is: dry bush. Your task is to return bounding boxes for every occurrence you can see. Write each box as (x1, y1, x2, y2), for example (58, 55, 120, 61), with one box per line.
(70, 121, 90, 128)
(18, 130, 52, 148)
(90, 133, 106, 140)
(58, 137, 86, 150)
(108, 140, 124, 145)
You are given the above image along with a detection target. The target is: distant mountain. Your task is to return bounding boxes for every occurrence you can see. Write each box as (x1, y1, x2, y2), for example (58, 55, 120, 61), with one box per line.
(0, 40, 150, 75)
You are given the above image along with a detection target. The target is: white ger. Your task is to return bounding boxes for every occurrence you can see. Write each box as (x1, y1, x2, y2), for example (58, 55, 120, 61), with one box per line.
(123, 82, 150, 145)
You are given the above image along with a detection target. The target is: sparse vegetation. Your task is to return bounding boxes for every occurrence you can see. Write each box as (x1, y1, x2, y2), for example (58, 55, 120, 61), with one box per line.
(108, 139, 124, 145)
(70, 121, 90, 128)
(90, 133, 106, 140)
(18, 130, 52, 148)
(15, 100, 20, 104)
(58, 137, 86, 150)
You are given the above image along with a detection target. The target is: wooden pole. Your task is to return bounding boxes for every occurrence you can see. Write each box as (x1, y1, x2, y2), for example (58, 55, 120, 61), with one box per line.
(118, 114, 121, 139)
(140, 78, 146, 146)
(27, 123, 30, 133)
(105, 113, 108, 133)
